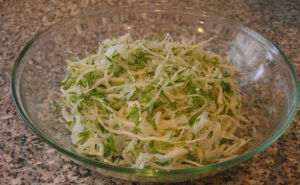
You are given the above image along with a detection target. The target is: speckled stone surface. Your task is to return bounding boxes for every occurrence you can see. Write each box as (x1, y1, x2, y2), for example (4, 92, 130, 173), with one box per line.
(1, 0, 300, 184)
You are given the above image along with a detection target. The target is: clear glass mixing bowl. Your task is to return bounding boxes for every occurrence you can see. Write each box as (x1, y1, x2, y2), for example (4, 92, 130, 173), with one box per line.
(11, 4, 299, 183)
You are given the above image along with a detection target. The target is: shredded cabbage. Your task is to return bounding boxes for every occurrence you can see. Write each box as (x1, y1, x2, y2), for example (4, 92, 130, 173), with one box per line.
(58, 33, 255, 169)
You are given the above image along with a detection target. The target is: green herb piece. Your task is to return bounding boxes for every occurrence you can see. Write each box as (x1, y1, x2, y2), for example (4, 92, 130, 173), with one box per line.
(228, 109, 235, 117)
(174, 75, 186, 83)
(131, 49, 148, 63)
(109, 134, 115, 151)
(221, 81, 233, 95)
(220, 68, 231, 78)
(89, 89, 107, 98)
(138, 94, 151, 103)
(105, 55, 113, 63)
(203, 55, 219, 65)
(127, 106, 139, 119)
(199, 88, 208, 97)
(144, 84, 155, 93)
(159, 141, 171, 150)
(112, 50, 120, 59)
(60, 121, 74, 125)
(103, 135, 115, 158)
(159, 90, 171, 104)
(189, 112, 201, 126)
(78, 130, 91, 138)
(114, 66, 126, 77)
(53, 100, 61, 113)
(103, 143, 112, 158)
(61, 75, 76, 89)
(149, 140, 155, 150)
(220, 138, 227, 145)
(186, 76, 196, 94)
(153, 102, 165, 110)
(149, 119, 157, 131)
(192, 133, 196, 140)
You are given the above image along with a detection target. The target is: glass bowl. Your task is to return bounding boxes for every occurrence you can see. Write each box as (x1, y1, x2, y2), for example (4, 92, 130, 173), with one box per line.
(11, 4, 299, 183)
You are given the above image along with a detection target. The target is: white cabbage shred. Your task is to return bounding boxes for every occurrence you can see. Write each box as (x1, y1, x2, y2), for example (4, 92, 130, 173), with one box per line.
(58, 33, 254, 169)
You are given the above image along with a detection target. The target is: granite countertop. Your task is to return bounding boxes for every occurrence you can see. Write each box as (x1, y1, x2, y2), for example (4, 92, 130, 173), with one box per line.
(1, 0, 299, 184)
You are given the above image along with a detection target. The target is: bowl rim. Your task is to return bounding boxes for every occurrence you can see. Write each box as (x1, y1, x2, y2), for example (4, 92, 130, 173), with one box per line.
(10, 3, 299, 177)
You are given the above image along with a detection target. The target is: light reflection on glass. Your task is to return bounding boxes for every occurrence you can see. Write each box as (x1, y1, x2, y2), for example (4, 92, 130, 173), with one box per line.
(197, 28, 204, 33)
(266, 52, 273, 60)
(254, 64, 264, 80)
